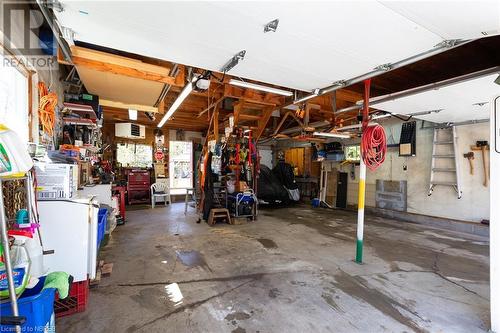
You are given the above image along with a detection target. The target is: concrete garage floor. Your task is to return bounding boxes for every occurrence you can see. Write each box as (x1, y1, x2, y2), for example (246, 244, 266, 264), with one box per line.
(58, 203, 490, 333)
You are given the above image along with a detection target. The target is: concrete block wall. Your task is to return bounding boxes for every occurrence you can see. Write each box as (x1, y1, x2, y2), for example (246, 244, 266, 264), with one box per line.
(339, 119, 490, 223)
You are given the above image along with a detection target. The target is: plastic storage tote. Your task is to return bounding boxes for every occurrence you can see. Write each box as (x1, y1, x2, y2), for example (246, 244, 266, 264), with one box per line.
(0, 278, 56, 332)
(97, 208, 108, 248)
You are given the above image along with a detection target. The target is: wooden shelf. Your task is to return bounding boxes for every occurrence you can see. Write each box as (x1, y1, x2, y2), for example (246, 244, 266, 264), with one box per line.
(63, 117, 97, 127)
(63, 102, 97, 120)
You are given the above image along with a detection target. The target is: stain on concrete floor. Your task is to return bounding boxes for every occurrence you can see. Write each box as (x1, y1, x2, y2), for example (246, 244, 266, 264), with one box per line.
(268, 288, 281, 298)
(231, 327, 246, 333)
(225, 312, 251, 321)
(176, 250, 213, 272)
(321, 292, 343, 313)
(332, 270, 427, 332)
(256, 238, 278, 249)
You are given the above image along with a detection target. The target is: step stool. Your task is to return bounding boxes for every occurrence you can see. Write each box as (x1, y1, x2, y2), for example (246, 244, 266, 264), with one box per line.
(208, 208, 231, 226)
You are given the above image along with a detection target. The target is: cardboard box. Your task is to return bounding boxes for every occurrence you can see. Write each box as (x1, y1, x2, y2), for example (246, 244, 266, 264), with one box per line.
(35, 163, 78, 200)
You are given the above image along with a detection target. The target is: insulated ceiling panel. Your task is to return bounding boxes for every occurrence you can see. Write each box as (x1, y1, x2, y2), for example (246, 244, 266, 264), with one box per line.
(76, 66, 164, 106)
(55, 1, 500, 92)
(374, 74, 499, 123)
(380, 1, 500, 39)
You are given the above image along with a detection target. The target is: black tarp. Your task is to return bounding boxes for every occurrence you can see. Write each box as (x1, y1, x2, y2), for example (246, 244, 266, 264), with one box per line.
(272, 161, 298, 190)
(257, 165, 289, 204)
(272, 161, 300, 201)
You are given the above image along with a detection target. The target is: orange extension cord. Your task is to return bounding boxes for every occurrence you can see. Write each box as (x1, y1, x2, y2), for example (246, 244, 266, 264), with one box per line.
(361, 124, 387, 171)
(360, 79, 386, 171)
(38, 82, 58, 136)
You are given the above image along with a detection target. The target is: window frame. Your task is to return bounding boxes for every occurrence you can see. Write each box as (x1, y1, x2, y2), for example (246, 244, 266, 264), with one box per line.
(0, 45, 32, 143)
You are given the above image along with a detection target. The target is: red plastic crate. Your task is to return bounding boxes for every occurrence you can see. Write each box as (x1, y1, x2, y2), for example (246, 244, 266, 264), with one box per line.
(54, 279, 89, 317)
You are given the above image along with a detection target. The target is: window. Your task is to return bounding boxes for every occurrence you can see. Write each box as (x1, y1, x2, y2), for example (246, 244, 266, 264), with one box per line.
(345, 145, 361, 161)
(117, 143, 153, 168)
(0, 52, 29, 143)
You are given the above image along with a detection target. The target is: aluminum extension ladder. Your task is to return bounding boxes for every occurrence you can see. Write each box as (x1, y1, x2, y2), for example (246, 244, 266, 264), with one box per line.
(428, 126, 462, 199)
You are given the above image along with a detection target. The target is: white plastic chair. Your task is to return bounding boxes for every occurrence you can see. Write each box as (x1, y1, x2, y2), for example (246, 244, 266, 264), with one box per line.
(151, 182, 171, 208)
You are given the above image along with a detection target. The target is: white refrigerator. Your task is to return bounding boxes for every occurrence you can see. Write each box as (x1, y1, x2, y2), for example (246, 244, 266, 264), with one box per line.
(38, 196, 99, 282)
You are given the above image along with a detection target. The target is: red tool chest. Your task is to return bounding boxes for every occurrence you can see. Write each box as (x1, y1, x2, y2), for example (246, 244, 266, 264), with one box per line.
(127, 170, 151, 204)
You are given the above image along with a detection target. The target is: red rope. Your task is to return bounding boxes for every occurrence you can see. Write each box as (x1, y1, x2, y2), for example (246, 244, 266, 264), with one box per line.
(361, 124, 387, 171)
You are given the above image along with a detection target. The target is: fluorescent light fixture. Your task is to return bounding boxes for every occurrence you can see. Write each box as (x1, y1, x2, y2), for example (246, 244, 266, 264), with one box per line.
(294, 88, 320, 104)
(229, 79, 293, 96)
(157, 82, 193, 128)
(128, 109, 137, 121)
(313, 131, 351, 139)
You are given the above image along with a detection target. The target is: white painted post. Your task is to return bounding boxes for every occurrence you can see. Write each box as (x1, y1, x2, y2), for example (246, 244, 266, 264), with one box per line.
(491, 96, 500, 332)
(356, 157, 367, 263)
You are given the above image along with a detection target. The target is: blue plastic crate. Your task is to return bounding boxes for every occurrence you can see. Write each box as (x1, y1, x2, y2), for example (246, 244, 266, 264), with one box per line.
(0, 278, 55, 332)
(97, 208, 108, 248)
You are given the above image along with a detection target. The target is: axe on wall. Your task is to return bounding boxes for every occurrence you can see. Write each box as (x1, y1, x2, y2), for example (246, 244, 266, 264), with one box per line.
(475, 141, 489, 187)
(463, 152, 474, 175)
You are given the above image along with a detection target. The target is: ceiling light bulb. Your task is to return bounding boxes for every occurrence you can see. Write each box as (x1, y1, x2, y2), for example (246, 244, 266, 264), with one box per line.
(128, 109, 137, 121)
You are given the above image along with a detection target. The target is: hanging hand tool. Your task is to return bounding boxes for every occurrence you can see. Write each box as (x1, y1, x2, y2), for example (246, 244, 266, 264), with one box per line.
(463, 152, 474, 175)
(478, 141, 488, 187)
(472, 141, 489, 187)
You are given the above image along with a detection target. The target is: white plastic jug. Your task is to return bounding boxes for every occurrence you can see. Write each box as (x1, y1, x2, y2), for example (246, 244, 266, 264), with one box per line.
(0, 124, 33, 177)
(13, 236, 45, 278)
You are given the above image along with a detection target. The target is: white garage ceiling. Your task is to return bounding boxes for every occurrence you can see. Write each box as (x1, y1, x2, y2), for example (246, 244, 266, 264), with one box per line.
(375, 74, 500, 123)
(55, 1, 500, 92)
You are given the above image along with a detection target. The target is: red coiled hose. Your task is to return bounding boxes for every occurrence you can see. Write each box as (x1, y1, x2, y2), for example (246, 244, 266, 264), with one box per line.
(361, 124, 387, 171)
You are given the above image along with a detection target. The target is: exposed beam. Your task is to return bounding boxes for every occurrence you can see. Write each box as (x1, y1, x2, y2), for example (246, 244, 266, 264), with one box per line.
(100, 99, 160, 113)
(255, 106, 275, 140)
(69, 46, 184, 86)
(213, 104, 219, 141)
(224, 84, 285, 106)
(233, 101, 242, 126)
(197, 95, 226, 117)
(238, 114, 261, 121)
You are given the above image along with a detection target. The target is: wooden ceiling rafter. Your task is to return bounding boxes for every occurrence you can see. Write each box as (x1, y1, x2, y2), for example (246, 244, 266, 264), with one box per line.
(62, 44, 368, 136)
(224, 84, 285, 106)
